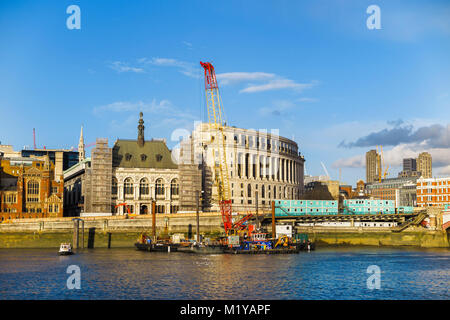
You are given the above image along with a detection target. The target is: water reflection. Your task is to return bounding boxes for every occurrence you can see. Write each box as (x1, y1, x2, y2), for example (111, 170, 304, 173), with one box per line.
(0, 247, 448, 300)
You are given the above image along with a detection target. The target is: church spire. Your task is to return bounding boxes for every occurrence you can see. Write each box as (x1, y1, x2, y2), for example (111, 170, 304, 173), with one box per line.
(78, 125, 85, 162)
(138, 112, 145, 147)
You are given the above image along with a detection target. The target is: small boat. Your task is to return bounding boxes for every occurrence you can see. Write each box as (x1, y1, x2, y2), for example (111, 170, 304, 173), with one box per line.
(58, 243, 74, 255)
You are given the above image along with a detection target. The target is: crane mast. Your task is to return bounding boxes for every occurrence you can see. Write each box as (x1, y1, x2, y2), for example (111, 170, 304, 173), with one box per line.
(200, 61, 233, 235)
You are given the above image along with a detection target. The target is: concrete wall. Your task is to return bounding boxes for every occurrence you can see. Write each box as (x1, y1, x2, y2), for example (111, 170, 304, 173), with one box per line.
(0, 213, 224, 234)
(297, 226, 449, 248)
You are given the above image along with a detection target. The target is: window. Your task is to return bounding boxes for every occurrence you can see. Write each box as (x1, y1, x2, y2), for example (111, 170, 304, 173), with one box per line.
(124, 178, 133, 196)
(156, 205, 165, 213)
(140, 178, 149, 195)
(171, 179, 179, 197)
(27, 180, 39, 202)
(125, 153, 132, 161)
(141, 154, 147, 161)
(170, 205, 179, 214)
(156, 154, 163, 162)
(156, 179, 165, 196)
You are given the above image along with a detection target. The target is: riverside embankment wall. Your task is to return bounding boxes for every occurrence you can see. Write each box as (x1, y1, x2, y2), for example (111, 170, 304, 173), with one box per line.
(0, 214, 449, 248)
(0, 213, 224, 248)
(297, 226, 449, 248)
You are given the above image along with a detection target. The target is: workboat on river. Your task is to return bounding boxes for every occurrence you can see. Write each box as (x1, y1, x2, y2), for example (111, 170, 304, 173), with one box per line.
(58, 243, 74, 255)
(177, 241, 227, 254)
(222, 232, 314, 254)
(135, 233, 179, 252)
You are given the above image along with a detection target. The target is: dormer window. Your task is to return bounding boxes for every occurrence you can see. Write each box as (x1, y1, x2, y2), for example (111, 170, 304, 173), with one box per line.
(141, 154, 147, 161)
(156, 154, 163, 162)
(125, 153, 132, 161)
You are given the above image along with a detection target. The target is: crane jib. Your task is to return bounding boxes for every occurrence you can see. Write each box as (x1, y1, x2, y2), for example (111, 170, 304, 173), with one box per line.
(200, 61, 233, 235)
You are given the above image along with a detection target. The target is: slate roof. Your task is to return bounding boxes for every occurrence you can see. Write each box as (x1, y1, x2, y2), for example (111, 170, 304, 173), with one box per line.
(112, 139, 177, 169)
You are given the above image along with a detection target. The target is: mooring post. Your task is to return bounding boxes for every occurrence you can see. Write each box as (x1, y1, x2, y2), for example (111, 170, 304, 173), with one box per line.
(271, 201, 276, 239)
(152, 200, 156, 241)
(255, 191, 260, 230)
(107, 232, 112, 249)
(73, 219, 79, 249)
(81, 219, 85, 248)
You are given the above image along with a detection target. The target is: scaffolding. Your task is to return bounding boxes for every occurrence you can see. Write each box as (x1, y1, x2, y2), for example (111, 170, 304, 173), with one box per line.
(89, 138, 112, 213)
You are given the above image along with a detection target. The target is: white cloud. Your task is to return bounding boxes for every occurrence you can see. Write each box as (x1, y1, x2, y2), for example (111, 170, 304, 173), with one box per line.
(108, 61, 145, 73)
(297, 97, 318, 103)
(216, 72, 276, 85)
(143, 57, 198, 78)
(93, 99, 196, 120)
(182, 41, 193, 49)
(259, 100, 297, 116)
(241, 79, 316, 93)
(332, 154, 365, 169)
(108, 57, 199, 78)
(332, 141, 450, 177)
(437, 165, 450, 175)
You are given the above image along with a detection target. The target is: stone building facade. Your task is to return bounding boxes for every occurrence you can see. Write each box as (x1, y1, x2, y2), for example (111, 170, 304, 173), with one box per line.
(366, 149, 378, 184)
(417, 152, 432, 179)
(64, 113, 182, 215)
(0, 156, 64, 221)
(179, 122, 305, 212)
(64, 114, 305, 215)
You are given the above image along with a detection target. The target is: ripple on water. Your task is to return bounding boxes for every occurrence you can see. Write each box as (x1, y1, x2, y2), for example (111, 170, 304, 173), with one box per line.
(0, 247, 448, 299)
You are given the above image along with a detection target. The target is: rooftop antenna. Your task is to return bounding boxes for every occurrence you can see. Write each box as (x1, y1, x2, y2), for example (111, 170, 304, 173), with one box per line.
(33, 128, 36, 149)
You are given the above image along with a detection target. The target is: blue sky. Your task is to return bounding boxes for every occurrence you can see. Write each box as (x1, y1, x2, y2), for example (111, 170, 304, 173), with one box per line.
(1, 0, 449, 185)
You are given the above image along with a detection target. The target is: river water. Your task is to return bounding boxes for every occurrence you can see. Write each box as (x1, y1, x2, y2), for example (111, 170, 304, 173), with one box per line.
(0, 247, 448, 300)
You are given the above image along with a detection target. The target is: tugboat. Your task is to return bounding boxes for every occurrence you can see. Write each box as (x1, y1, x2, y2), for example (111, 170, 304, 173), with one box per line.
(58, 243, 74, 255)
(223, 232, 301, 254)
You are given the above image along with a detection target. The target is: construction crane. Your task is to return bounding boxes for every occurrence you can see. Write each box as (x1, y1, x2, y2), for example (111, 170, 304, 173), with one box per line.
(320, 161, 331, 179)
(115, 203, 131, 215)
(200, 61, 233, 235)
(72, 142, 96, 151)
(376, 145, 389, 182)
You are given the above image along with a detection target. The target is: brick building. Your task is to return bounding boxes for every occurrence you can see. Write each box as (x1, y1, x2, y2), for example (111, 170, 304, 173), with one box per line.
(417, 176, 450, 207)
(0, 155, 64, 221)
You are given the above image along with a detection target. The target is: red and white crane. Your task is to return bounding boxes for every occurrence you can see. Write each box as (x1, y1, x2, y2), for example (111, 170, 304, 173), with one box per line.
(200, 62, 233, 235)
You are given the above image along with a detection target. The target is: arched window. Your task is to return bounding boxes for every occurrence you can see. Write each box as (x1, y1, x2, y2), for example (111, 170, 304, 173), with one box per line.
(140, 178, 149, 195)
(124, 178, 133, 196)
(112, 178, 118, 195)
(247, 184, 252, 197)
(171, 179, 179, 197)
(155, 179, 164, 196)
(27, 180, 39, 202)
